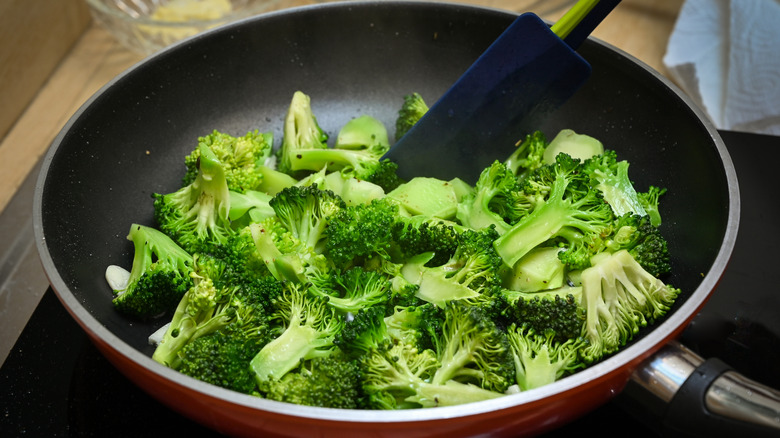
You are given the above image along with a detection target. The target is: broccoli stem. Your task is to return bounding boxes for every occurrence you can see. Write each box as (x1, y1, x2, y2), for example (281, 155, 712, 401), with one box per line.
(250, 321, 331, 383)
(493, 175, 572, 268)
(408, 380, 504, 408)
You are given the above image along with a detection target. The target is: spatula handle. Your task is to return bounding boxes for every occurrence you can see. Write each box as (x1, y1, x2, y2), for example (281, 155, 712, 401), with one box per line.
(553, 0, 622, 50)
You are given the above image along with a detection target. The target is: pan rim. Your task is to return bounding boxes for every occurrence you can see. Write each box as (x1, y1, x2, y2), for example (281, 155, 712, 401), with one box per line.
(31, 0, 740, 426)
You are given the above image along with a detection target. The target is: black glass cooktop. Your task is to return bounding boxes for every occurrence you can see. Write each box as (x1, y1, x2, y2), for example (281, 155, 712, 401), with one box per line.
(1, 130, 778, 437)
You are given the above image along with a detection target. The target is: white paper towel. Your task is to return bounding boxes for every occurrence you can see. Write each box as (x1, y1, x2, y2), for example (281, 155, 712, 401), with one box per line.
(664, 0, 780, 136)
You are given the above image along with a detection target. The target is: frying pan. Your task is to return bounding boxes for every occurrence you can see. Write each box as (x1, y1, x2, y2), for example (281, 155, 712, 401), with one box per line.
(32, 1, 774, 436)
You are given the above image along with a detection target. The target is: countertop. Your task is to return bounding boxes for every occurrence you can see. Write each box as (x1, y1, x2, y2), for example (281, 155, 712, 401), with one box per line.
(0, 0, 683, 216)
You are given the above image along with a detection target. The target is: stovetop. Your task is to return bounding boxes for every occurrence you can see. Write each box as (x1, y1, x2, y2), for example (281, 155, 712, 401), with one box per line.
(1, 130, 778, 437)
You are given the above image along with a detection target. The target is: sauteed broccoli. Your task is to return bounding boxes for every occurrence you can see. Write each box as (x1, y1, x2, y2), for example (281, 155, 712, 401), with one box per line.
(106, 91, 679, 409)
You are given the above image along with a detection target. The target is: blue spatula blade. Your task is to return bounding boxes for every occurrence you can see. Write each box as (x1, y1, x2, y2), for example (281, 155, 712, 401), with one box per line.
(383, 13, 592, 183)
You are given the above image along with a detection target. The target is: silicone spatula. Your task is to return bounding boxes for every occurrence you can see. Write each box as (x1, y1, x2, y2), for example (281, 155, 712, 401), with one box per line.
(383, 0, 621, 183)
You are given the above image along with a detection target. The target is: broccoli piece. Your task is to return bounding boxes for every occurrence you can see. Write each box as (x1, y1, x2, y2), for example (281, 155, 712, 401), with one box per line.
(228, 189, 275, 228)
(582, 149, 647, 218)
(578, 250, 680, 363)
(605, 213, 671, 277)
(255, 164, 298, 196)
(269, 184, 345, 252)
(261, 353, 364, 409)
(275, 94, 395, 184)
(334, 115, 390, 153)
(363, 159, 405, 193)
(503, 130, 548, 179)
(383, 302, 443, 352)
(175, 271, 283, 392)
(361, 341, 503, 409)
(277, 91, 329, 176)
(208, 225, 269, 283)
(507, 324, 585, 391)
(499, 285, 583, 342)
(182, 129, 273, 193)
(334, 304, 391, 358)
(456, 160, 518, 234)
(151, 257, 245, 369)
(493, 155, 614, 269)
(285, 142, 393, 182)
(304, 167, 386, 207)
(153, 142, 234, 254)
(391, 215, 463, 266)
(502, 246, 566, 293)
(250, 283, 345, 383)
(542, 129, 604, 165)
(325, 197, 398, 269)
(246, 217, 326, 284)
(308, 266, 393, 313)
(429, 301, 516, 393)
(177, 323, 268, 394)
(108, 224, 193, 319)
(395, 92, 429, 140)
(637, 185, 667, 227)
(401, 227, 504, 306)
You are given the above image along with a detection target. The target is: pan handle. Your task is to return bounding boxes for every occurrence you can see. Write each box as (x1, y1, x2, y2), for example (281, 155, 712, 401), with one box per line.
(624, 340, 780, 437)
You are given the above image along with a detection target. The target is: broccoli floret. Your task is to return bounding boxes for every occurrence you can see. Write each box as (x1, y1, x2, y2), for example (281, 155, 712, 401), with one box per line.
(494, 155, 614, 269)
(582, 149, 647, 218)
(108, 224, 193, 319)
(246, 217, 325, 284)
(503, 130, 547, 179)
(334, 304, 391, 357)
(177, 323, 268, 394)
(456, 160, 518, 234)
(269, 184, 345, 252)
(261, 353, 364, 409)
(208, 225, 271, 283)
(384, 275, 425, 313)
(277, 91, 329, 176)
(507, 324, 585, 391)
(153, 143, 234, 254)
(500, 285, 583, 342)
(250, 283, 345, 383)
(391, 215, 463, 266)
(151, 257, 244, 369)
(176, 270, 286, 394)
(325, 197, 398, 268)
(308, 266, 393, 313)
(275, 95, 394, 184)
(605, 213, 671, 277)
(364, 159, 405, 193)
(361, 341, 503, 409)
(401, 227, 504, 306)
(384, 302, 443, 352)
(578, 250, 680, 363)
(637, 185, 667, 227)
(395, 92, 429, 140)
(182, 129, 273, 193)
(429, 301, 516, 393)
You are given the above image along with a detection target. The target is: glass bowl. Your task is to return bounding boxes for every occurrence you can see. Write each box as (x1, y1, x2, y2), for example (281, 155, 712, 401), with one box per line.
(85, 0, 286, 55)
